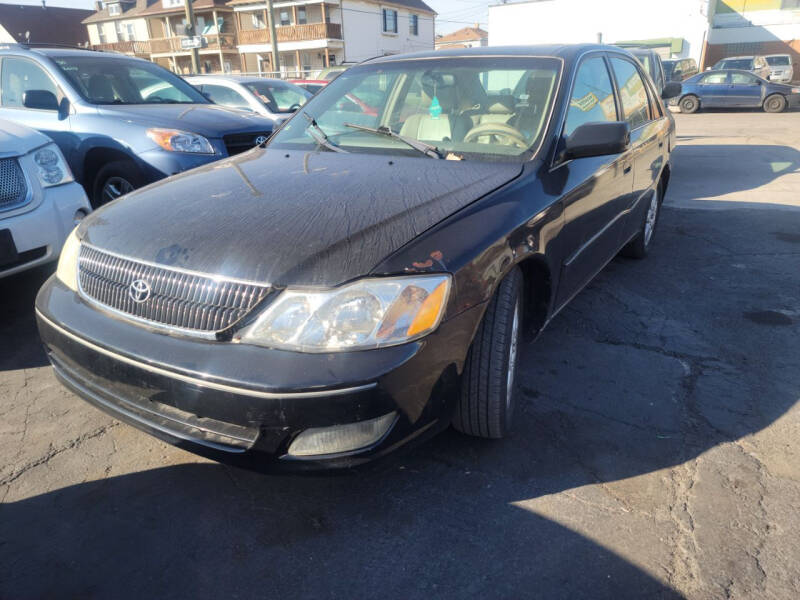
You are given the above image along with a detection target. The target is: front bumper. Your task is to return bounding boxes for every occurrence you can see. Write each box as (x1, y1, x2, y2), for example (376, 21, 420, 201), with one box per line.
(36, 275, 481, 470)
(0, 182, 90, 278)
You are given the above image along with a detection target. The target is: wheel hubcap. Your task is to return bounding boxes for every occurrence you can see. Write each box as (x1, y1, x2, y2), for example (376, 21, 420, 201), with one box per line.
(506, 297, 521, 406)
(644, 190, 659, 246)
(102, 177, 134, 204)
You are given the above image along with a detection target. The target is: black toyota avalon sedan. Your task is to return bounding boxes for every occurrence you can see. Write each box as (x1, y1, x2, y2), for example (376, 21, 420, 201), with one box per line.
(36, 45, 677, 470)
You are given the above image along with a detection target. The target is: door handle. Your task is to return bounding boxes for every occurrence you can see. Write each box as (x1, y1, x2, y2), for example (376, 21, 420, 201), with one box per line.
(623, 163, 632, 174)
(658, 141, 664, 148)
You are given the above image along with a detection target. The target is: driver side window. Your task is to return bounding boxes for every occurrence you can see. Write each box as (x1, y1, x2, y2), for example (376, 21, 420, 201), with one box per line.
(200, 84, 250, 110)
(1, 57, 59, 108)
(565, 56, 617, 137)
(731, 72, 757, 85)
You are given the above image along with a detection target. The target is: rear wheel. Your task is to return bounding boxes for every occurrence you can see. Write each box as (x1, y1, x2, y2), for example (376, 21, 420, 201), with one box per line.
(680, 95, 700, 114)
(621, 184, 661, 259)
(453, 267, 523, 439)
(763, 94, 787, 113)
(92, 160, 145, 208)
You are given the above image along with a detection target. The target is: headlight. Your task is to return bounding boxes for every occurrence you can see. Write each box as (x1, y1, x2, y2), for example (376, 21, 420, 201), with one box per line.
(56, 227, 80, 292)
(235, 274, 451, 352)
(31, 143, 74, 188)
(146, 128, 215, 154)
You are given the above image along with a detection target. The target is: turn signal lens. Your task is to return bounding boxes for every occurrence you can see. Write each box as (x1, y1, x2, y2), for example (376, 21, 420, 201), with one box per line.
(56, 227, 80, 292)
(407, 280, 448, 337)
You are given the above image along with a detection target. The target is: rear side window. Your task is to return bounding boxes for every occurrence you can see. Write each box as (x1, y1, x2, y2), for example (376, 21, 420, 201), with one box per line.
(731, 72, 757, 84)
(0, 57, 58, 108)
(701, 72, 728, 84)
(610, 57, 651, 130)
(564, 56, 617, 137)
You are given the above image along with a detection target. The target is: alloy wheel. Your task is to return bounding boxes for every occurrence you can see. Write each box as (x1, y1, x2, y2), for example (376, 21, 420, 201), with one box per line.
(644, 189, 659, 247)
(102, 176, 135, 204)
(506, 296, 521, 409)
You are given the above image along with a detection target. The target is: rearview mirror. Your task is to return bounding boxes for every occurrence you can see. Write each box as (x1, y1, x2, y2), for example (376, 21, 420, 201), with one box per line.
(23, 89, 58, 111)
(661, 81, 682, 99)
(564, 122, 630, 160)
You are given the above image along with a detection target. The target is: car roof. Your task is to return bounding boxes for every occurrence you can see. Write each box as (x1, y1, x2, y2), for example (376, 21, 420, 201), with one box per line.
(764, 53, 791, 58)
(365, 44, 630, 64)
(718, 55, 757, 60)
(185, 75, 286, 84)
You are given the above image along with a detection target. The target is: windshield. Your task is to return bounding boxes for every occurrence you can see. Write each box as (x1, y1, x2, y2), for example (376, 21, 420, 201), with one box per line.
(52, 56, 207, 105)
(663, 61, 676, 78)
(766, 56, 790, 66)
(717, 59, 754, 70)
(244, 80, 311, 113)
(269, 57, 562, 162)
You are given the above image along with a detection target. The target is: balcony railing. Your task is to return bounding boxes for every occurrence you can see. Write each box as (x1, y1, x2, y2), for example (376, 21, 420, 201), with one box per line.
(92, 40, 153, 55)
(238, 22, 342, 45)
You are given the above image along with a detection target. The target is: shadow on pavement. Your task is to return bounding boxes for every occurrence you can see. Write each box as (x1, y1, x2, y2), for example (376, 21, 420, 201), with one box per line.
(0, 265, 53, 371)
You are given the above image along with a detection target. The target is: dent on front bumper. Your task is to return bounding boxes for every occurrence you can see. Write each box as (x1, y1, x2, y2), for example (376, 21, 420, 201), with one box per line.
(36, 275, 481, 470)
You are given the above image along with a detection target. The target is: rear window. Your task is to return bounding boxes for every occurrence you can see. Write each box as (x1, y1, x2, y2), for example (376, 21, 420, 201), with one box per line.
(718, 59, 754, 70)
(766, 56, 790, 66)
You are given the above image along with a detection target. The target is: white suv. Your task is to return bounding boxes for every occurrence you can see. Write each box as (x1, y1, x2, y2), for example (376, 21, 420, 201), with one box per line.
(765, 54, 794, 84)
(0, 120, 90, 278)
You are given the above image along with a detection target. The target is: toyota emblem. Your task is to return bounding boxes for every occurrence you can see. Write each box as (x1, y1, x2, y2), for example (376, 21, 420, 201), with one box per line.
(254, 135, 269, 146)
(129, 279, 151, 303)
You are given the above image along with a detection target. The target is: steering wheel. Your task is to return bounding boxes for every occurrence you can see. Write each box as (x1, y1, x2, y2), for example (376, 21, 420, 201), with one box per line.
(288, 103, 302, 112)
(463, 122, 528, 149)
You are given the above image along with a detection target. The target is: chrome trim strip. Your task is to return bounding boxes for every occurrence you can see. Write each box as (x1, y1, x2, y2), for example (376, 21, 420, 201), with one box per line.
(79, 242, 272, 288)
(37, 310, 378, 399)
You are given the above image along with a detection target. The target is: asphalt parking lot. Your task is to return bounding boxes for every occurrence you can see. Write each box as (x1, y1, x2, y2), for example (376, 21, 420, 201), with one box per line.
(2, 110, 800, 599)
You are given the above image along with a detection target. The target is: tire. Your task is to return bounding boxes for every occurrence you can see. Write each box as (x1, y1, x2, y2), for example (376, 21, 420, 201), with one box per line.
(621, 184, 661, 259)
(763, 94, 787, 113)
(453, 267, 523, 439)
(92, 160, 146, 208)
(679, 95, 700, 114)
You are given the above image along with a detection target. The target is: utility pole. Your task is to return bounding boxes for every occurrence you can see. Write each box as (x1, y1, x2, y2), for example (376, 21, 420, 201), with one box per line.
(183, 0, 201, 74)
(266, 0, 281, 76)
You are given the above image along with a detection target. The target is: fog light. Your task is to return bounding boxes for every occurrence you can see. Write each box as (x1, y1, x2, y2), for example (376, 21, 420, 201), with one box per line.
(287, 412, 396, 457)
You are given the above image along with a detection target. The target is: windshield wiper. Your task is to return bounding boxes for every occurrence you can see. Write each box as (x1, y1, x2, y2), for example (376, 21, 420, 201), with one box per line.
(344, 123, 442, 159)
(303, 113, 348, 153)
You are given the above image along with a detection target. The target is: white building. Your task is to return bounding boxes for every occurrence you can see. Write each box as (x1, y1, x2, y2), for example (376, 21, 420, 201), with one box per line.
(488, 0, 713, 63)
(230, 0, 436, 76)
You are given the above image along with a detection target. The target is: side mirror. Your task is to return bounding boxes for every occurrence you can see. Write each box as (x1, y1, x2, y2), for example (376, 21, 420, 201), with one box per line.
(564, 122, 630, 160)
(23, 89, 58, 111)
(661, 81, 682, 99)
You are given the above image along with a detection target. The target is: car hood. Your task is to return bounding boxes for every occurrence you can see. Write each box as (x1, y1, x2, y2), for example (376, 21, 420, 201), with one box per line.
(0, 119, 52, 157)
(95, 104, 274, 138)
(78, 149, 523, 286)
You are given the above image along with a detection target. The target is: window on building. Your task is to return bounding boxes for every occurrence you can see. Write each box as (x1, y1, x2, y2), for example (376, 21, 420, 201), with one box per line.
(610, 57, 651, 130)
(108, 3, 121, 16)
(565, 56, 617, 137)
(251, 13, 265, 29)
(163, 0, 185, 8)
(280, 10, 290, 26)
(409, 14, 418, 35)
(97, 24, 107, 44)
(382, 9, 397, 33)
(298, 8, 307, 25)
(781, 0, 800, 9)
(1, 57, 59, 108)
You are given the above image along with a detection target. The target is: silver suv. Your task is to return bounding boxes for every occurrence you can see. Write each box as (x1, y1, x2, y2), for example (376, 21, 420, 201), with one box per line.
(712, 55, 771, 80)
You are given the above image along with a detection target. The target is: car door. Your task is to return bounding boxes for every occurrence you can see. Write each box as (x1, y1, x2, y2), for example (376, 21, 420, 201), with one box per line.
(695, 71, 731, 107)
(0, 56, 75, 163)
(609, 55, 668, 239)
(551, 53, 634, 307)
(727, 71, 764, 106)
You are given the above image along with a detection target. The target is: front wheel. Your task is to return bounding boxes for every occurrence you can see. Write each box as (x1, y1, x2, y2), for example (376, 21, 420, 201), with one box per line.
(763, 94, 787, 113)
(92, 160, 145, 208)
(453, 267, 523, 439)
(679, 95, 700, 114)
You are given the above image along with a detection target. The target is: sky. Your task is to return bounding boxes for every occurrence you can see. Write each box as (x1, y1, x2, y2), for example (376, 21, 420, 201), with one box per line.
(2, 0, 490, 36)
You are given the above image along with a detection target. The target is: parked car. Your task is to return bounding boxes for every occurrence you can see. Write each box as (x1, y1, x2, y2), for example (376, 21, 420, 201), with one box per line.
(0, 45, 276, 207)
(671, 69, 800, 113)
(619, 47, 666, 94)
(663, 57, 698, 82)
(711, 55, 771, 80)
(37, 44, 676, 470)
(0, 120, 90, 278)
(290, 79, 328, 95)
(186, 75, 311, 125)
(313, 65, 348, 81)
(765, 54, 795, 84)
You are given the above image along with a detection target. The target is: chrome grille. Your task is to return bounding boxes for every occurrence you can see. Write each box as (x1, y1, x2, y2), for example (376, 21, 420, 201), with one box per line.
(78, 244, 270, 333)
(0, 158, 28, 211)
